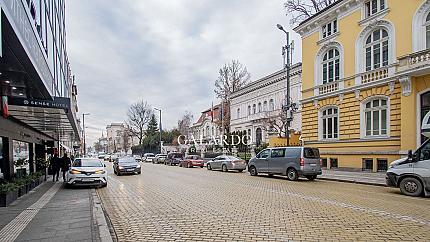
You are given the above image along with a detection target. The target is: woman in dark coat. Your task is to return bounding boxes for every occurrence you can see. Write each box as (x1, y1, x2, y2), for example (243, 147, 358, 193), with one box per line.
(61, 153, 71, 182)
(50, 154, 61, 182)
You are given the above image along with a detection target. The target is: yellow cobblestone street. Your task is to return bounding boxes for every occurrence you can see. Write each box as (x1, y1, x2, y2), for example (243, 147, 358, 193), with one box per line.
(97, 163, 430, 241)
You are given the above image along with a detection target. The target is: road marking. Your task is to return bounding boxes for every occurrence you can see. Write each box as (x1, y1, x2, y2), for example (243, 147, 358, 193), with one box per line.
(0, 182, 62, 242)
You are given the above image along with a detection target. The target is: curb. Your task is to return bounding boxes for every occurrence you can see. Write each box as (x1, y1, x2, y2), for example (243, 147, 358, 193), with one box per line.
(318, 177, 387, 187)
(91, 189, 113, 242)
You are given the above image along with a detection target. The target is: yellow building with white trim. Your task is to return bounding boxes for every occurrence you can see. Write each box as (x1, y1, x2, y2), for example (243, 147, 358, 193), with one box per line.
(294, 0, 430, 172)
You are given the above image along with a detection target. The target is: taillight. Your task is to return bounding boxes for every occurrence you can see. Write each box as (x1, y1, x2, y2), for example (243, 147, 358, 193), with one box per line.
(300, 158, 304, 167)
(320, 159, 322, 167)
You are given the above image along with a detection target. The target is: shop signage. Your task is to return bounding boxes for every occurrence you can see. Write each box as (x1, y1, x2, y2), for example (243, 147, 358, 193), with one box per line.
(8, 97, 70, 110)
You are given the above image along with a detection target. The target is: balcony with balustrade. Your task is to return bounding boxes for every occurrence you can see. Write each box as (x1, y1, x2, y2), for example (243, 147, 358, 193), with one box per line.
(398, 49, 430, 76)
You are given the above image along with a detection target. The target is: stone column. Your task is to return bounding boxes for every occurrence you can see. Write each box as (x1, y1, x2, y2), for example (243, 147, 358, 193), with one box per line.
(250, 144, 256, 158)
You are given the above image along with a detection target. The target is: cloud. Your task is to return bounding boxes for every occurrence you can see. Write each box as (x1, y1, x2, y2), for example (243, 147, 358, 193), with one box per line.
(66, 0, 302, 146)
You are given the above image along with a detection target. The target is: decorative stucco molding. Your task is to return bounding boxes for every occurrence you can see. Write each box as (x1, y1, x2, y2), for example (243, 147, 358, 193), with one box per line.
(388, 81, 395, 94)
(399, 76, 412, 97)
(355, 90, 361, 100)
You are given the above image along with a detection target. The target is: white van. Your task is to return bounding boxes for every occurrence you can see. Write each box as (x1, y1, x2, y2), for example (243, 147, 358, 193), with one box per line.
(386, 112, 430, 197)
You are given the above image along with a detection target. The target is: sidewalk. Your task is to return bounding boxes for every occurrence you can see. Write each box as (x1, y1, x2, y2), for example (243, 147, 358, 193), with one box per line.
(318, 169, 386, 186)
(0, 178, 111, 242)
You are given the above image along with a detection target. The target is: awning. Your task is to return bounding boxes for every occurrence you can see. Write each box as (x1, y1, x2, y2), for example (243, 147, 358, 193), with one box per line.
(7, 97, 81, 144)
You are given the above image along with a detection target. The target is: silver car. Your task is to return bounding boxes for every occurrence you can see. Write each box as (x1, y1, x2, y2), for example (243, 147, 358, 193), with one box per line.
(248, 147, 322, 181)
(66, 158, 107, 187)
(207, 155, 247, 172)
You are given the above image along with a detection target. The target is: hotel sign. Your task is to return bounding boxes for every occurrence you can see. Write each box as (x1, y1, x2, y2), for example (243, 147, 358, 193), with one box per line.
(1, 0, 53, 95)
(9, 97, 70, 110)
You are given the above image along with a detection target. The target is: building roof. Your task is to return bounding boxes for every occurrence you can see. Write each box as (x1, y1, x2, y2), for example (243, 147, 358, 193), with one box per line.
(296, 0, 344, 27)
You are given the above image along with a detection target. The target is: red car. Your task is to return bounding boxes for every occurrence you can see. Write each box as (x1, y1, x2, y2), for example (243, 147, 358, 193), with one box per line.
(180, 155, 204, 168)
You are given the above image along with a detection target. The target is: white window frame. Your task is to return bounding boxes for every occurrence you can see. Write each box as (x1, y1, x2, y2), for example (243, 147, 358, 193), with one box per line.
(355, 20, 395, 77)
(318, 106, 339, 141)
(412, 1, 430, 51)
(269, 99, 274, 111)
(364, 0, 386, 18)
(321, 19, 338, 39)
(321, 48, 341, 84)
(360, 96, 390, 139)
(364, 28, 389, 72)
(314, 42, 344, 91)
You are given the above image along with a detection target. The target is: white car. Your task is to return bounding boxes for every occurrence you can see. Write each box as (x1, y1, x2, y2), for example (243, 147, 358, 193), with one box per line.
(66, 158, 107, 187)
(143, 153, 156, 163)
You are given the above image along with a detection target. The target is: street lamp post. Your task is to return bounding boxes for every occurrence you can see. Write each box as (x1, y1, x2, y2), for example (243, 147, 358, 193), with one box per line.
(277, 24, 294, 146)
(82, 113, 90, 156)
(154, 108, 162, 154)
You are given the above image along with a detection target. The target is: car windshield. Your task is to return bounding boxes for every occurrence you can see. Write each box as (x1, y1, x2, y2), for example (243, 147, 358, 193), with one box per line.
(119, 158, 137, 163)
(171, 154, 183, 158)
(226, 156, 240, 161)
(146, 153, 155, 157)
(72, 159, 103, 167)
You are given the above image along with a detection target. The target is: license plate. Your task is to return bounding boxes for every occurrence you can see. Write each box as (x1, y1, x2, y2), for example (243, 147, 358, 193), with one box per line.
(83, 179, 94, 182)
(127, 169, 134, 171)
(310, 164, 317, 167)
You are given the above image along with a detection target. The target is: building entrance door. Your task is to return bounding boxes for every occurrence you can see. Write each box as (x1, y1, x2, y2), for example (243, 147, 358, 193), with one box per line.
(421, 91, 430, 144)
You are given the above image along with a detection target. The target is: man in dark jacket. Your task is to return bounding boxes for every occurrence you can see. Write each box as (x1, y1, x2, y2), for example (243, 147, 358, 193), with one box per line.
(50, 154, 61, 182)
(61, 153, 71, 182)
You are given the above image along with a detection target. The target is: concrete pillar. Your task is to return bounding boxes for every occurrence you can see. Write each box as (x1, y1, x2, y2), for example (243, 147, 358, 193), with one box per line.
(2, 137, 14, 181)
(29, 143, 35, 174)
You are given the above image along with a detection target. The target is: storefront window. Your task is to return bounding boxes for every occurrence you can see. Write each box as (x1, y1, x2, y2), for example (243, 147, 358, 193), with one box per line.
(421, 91, 430, 144)
(13, 140, 30, 177)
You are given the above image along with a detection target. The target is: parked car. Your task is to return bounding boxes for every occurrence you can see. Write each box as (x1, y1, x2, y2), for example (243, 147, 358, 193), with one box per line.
(98, 153, 106, 159)
(154, 154, 167, 164)
(180, 155, 204, 168)
(207, 155, 246, 172)
(142, 153, 156, 162)
(113, 157, 141, 176)
(66, 158, 107, 187)
(133, 155, 142, 162)
(385, 110, 430, 197)
(103, 154, 111, 161)
(165, 153, 184, 166)
(109, 154, 118, 162)
(247, 147, 322, 181)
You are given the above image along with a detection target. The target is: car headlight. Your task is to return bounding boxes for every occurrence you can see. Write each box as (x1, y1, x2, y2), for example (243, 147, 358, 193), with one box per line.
(118, 166, 124, 170)
(136, 165, 141, 168)
(70, 169, 81, 174)
(95, 170, 106, 174)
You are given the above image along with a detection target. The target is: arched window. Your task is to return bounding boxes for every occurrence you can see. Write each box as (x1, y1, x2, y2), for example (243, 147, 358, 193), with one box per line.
(321, 107, 339, 140)
(365, 29, 389, 71)
(253, 104, 256, 114)
(205, 126, 210, 137)
(269, 99, 274, 111)
(426, 13, 430, 49)
(322, 48, 340, 84)
(247, 105, 251, 115)
(364, 98, 388, 137)
(258, 102, 262, 113)
(263, 101, 268, 111)
(237, 108, 240, 119)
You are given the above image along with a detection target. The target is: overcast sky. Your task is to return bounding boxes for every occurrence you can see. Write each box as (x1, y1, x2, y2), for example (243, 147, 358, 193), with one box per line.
(66, 0, 302, 146)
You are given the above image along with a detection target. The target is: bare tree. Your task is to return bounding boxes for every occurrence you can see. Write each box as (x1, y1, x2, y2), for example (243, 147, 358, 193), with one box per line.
(177, 111, 193, 135)
(260, 110, 289, 138)
(126, 100, 152, 146)
(284, 0, 334, 26)
(214, 60, 251, 101)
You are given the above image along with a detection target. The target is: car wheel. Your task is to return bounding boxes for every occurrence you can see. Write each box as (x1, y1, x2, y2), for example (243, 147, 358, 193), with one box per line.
(101, 183, 107, 188)
(306, 175, 317, 181)
(200, 166, 204, 168)
(207, 164, 212, 170)
(400, 177, 423, 197)
(221, 164, 228, 172)
(249, 166, 258, 176)
(179, 163, 182, 167)
(287, 168, 298, 181)
(138, 171, 141, 174)
(187, 163, 192, 168)
(117, 172, 121, 176)
(237, 169, 243, 173)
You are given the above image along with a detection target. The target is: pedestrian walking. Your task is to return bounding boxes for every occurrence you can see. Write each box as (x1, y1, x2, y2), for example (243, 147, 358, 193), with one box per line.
(61, 153, 71, 182)
(50, 153, 61, 182)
